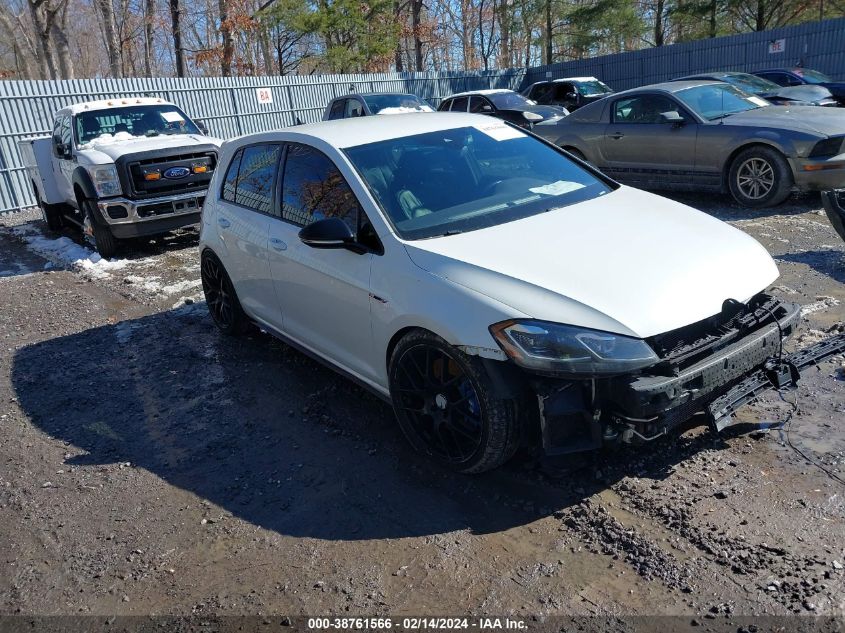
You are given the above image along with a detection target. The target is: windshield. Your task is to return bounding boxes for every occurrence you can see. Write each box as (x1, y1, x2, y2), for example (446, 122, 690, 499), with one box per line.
(363, 94, 434, 114)
(344, 124, 612, 240)
(722, 73, 779, 94)
(75, 104, 199, 144)
(576, 80, 613, 96)
(675, 84, 768, 121)
(796, 69, 831, 84)
(487, 92, 537, 108)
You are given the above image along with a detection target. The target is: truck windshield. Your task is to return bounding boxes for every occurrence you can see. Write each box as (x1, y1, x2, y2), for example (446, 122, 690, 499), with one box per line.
(75, 105, 200, 144)
(344, 124, 612, 240)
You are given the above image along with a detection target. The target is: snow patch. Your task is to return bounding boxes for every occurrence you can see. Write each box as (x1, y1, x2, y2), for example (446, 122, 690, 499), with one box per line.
(801, 296, 841, 317)
(377, 105, 434, 114)
(10, 224, 129, 279)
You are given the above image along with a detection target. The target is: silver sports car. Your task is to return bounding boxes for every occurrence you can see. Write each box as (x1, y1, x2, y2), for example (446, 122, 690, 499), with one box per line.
(550, 80, 845, 207)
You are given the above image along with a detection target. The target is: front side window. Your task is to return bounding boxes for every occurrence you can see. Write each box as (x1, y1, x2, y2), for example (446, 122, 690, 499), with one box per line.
(613, 94, 685, 124)
(450, 96, 469, 112)
(345, 124, 612, 240)
(469, 96, 492, 113)
(281, 143, 361, 230)
(531, 84, 552, 102)
(554, 83, 574, 100)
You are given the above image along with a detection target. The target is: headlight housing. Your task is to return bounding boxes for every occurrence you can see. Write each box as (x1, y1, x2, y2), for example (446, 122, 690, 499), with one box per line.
(809, 136, 844, 159)
(85, 165, 122, 197)
(489, 319, 659, 375)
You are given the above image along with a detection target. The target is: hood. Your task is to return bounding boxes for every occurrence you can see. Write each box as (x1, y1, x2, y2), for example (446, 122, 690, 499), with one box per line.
(722, 105, 845, 136)
(78, 133, 221, 163)
(772, 84, 835, 104)
(403, 186, 779, 339)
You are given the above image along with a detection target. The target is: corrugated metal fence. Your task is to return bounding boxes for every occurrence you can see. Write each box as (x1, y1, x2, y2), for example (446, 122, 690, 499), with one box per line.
(524, 17, 845, 90)
(2, 17, 844, 213)
(0, 70, 522, 213)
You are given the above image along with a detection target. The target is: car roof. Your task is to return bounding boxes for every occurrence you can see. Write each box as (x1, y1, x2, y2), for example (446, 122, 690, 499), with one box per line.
(227, 112, 516, 151)
(332, 92, 418, 100)
(444, 88, 515, 99)
(611, 79, 723, 96)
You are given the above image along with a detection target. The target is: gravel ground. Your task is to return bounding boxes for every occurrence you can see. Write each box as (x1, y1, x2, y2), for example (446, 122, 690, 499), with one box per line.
(0, 191, 844, 628)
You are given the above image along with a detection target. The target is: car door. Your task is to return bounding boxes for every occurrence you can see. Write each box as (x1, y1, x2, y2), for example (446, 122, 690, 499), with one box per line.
(267, 142, 378, 381)
(600, 93, 698, 188)
(215, 144, 281, 325)
(53, 115, 75, 203)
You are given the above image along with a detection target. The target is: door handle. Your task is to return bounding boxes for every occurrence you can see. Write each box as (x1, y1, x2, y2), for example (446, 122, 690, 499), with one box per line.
(610, 132, 625, 140)
(217, 217, 231, 229)
(270, 237, 287, 251)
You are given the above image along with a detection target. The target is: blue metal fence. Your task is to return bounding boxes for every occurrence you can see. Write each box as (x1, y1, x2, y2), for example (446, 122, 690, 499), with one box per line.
(523, 17, 845, 90)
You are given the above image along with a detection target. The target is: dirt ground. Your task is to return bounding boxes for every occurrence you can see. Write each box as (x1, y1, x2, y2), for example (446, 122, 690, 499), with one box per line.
(0, 190, 844, 630)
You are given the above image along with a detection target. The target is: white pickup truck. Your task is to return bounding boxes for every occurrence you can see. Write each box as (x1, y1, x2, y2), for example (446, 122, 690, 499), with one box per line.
(19, 97, 221, 257)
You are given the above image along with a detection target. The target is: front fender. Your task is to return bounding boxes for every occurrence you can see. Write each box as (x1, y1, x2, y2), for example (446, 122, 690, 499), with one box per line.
(71, 166, 97, 203)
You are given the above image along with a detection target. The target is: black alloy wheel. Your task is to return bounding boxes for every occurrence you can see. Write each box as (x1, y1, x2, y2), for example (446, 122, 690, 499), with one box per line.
(389, 331, 521, 473)
(201, 251, 248, 335)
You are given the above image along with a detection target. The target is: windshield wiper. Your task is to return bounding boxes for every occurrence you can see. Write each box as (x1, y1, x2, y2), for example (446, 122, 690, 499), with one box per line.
(429, 229, 463, 238)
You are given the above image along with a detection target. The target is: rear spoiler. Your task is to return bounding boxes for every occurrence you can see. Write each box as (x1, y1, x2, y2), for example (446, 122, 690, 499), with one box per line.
(821, 189, 845, 243)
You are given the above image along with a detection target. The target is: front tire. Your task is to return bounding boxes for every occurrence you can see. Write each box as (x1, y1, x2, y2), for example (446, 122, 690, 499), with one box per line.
(82, 200, 118, 258)
(728, 146, 792, 208)
(200, 251, 250, 335)
(388, 330, 521, 473)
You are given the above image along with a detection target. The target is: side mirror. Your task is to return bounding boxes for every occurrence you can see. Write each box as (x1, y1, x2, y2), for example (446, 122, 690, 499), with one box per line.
(195, 120, 209, 135)
(54, 141, 71, 158)
(660, 111, 685, 126)
(298, 217, 365, 254)
(566, 92, 578, 100)
(481, 104, 493, 112)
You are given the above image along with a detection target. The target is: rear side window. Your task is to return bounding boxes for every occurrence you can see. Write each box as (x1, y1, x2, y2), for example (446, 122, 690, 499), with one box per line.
(221, 149, 242, 203)
(328, 100, 345, 120)
(235, 144, 281, 214)
(345, 99, 364, 117)
(220, 144, 281, 214)
(438, 99, 452, 112)
(281, 143, 360, 229)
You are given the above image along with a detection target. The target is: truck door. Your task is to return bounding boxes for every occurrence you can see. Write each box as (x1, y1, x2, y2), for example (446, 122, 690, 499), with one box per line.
(52, 115, 75, 204)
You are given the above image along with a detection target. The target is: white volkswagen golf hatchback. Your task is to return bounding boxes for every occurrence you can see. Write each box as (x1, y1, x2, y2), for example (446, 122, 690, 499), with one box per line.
(199, 112, 843, 472)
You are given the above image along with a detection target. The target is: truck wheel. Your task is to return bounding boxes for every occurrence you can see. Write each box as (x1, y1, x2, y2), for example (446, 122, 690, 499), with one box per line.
(728, 146, 792, 208)
(388, 330, 522, 473)
(34, 183, 63, 232)
(83, 200, 118, 258)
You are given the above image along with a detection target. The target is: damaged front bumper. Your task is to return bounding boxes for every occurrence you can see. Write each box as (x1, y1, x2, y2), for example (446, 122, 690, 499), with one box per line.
(530, 296, 845, 454)
(821, 189, 845, 243)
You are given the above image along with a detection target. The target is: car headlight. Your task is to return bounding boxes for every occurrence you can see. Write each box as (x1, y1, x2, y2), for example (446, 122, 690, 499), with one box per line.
(489, 319, 659, 375)
(85, 165, 122, 197)
(523, 111, 544, 122)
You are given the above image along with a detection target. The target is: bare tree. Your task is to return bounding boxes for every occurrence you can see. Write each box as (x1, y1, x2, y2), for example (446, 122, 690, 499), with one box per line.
(94, 0, 122, 76)
(169, 0, 186, 76)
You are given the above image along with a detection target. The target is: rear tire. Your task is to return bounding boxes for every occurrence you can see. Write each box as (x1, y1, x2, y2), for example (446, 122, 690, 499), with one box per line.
(728, 146, 792, 208)
(388, 330, 521, 473)
(82, 200, 118, 258)
(34, 183, 63, 232)
(200, 250, 250, 335)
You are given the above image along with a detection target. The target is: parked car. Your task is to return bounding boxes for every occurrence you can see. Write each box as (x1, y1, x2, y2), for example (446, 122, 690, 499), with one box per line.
(198, 113, 845, 472)
(437, 89, 568, 128)
(822, 189, 845, 244)
(521, 77, 614, 111)
(674, 71, 838, 107)
(323, 93, 433, 120)
(18, 98, 220, 257)
(549, 80, 845, 207)
(754, 68, 845, 106)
